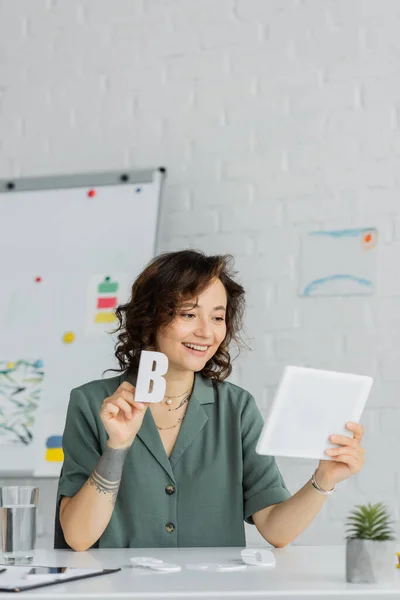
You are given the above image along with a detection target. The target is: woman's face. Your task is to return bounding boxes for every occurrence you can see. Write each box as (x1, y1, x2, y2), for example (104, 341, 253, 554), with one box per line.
(156, 278, 227, 374)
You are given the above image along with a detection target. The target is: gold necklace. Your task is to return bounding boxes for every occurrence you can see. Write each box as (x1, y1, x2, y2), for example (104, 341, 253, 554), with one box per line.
(156, 394, 191, 430)
(156, 415, 185, 431)
(164, 386, 191, 406)
(167, 393, 190, 412)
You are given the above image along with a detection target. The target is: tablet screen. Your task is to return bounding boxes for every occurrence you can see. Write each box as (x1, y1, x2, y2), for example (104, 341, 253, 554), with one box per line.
(256, 366, 372, 460)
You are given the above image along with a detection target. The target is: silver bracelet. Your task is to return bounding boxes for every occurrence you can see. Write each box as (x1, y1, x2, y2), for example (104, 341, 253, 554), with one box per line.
(311, 469, 336, 495)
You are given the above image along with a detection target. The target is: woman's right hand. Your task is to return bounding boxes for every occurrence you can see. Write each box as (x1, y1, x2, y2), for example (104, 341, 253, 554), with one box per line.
(99, 382, 148, 449)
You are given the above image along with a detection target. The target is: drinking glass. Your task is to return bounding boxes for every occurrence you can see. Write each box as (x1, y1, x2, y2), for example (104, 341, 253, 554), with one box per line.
(0, 486, 39, 564)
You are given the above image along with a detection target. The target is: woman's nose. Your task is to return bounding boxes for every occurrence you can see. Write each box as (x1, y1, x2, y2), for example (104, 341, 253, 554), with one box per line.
(194, 318, 212, 338)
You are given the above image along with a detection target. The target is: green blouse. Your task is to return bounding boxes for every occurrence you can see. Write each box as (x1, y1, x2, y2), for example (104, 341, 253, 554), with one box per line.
(56, 371, 291, 548)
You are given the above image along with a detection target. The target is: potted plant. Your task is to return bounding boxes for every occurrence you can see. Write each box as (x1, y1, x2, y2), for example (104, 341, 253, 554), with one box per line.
(345, 502, 397, 583)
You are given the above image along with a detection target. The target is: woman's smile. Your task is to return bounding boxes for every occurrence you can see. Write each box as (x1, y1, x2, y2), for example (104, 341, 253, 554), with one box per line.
(182, 342, 210, 357)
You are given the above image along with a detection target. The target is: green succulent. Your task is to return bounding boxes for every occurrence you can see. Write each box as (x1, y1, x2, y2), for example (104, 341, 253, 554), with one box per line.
(345, 502, 396, 541)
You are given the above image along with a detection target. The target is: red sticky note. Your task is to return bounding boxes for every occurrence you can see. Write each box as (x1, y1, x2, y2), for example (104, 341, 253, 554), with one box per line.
(97, 296, 117, 309)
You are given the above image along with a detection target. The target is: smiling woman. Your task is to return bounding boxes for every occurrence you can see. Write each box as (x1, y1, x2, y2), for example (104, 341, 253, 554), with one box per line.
(54, 250, 292, 552)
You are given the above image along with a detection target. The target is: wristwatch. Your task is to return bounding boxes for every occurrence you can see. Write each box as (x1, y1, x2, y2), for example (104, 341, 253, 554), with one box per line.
(311, 469, 336, 495)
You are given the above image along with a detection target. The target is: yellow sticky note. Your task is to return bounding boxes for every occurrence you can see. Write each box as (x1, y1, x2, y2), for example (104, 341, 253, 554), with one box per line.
(94, 312, 117, 323)
(46, 448, 64, 462)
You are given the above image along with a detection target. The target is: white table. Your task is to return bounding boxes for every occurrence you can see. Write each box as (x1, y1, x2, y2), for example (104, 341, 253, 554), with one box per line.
(0, 545, 399, 599)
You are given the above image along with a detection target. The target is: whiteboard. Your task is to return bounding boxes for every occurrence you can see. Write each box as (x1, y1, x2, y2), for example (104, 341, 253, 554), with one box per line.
(0, 168, 165, 475)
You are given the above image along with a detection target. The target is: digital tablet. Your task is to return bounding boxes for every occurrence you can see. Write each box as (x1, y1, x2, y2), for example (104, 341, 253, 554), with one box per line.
(0, 566, 120, 593)
(256, 366, 373, 460)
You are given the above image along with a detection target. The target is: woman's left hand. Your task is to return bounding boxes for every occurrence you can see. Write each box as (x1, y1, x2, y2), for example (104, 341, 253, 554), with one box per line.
(315, 422, 365, 491)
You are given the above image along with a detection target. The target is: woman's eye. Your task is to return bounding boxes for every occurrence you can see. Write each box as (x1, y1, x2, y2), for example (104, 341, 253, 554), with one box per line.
(179, 313, 224, 322)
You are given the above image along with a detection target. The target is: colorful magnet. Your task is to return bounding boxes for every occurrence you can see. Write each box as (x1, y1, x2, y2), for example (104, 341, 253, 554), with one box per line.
(63, 332, 75, 344)
(361, 229, 378, 250)
(6, 362, 14, 369)
(87, 189, 96, 198)
(34, 276, 42, 283)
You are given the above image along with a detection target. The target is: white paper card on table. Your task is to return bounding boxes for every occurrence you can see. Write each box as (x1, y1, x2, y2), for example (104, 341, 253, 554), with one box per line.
(149, 563, 181, 572)
(185, 563, 248, 572)
(241, 549, 276, 567)
(129, 557, 163, 566)
(135, 351, 168, 403)
(129, 557, 180, 572)
(256, 366, 373, 460)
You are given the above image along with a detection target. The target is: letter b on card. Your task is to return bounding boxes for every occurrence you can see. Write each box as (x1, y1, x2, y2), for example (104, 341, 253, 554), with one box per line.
(135, 351, 168, 403)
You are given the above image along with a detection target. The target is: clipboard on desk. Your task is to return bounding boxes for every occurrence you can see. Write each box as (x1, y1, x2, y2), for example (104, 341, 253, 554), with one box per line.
(0, 566, 121, 593)
(256, 366, 373, 460)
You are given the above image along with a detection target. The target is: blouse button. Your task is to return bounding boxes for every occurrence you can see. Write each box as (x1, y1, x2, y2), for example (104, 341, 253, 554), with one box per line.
(165, 485, 175, 495)
(165, 522, 175, 533)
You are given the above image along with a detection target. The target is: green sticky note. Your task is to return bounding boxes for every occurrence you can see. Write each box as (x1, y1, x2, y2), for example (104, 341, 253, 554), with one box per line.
(98, 279, 119, 293)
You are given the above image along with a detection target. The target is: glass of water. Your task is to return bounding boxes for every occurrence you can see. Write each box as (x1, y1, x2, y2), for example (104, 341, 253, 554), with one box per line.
(0, 486, 39, 564)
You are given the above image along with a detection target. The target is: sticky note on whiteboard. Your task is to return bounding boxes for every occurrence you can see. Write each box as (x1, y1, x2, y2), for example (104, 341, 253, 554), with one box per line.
(34, 413, 66, 477)
(299, 228, 377, 297)
(85, 274, 132, 335)
(45, 436, 64, 462)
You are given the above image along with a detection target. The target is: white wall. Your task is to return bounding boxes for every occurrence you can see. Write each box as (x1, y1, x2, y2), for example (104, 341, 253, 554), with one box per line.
(0, 0, 399, 547)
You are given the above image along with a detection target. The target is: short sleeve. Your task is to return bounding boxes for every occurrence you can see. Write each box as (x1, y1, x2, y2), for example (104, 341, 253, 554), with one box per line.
(57, 387, 102, 505)
(242, 395, 291, 524)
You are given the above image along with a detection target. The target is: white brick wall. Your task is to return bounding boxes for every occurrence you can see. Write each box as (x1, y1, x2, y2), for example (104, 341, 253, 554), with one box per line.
(1, 0, 399, 547)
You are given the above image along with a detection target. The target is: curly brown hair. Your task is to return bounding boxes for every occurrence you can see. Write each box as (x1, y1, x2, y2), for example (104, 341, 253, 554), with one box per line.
(110, 249, 245, 382)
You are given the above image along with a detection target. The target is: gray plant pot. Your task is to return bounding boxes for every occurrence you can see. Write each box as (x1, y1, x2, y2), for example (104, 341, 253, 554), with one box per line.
(346, 538, 397, 583)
